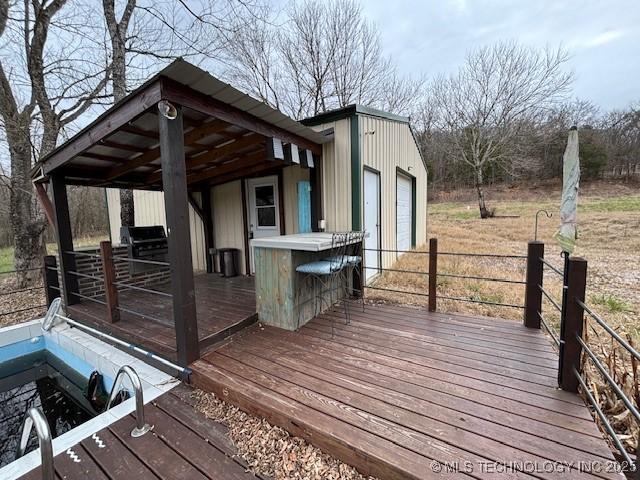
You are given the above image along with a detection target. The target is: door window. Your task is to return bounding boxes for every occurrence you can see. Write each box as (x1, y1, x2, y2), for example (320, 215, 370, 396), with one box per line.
(254, 185, 276, 228)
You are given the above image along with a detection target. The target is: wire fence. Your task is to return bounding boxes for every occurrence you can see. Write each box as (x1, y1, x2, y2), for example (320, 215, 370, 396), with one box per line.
(0, 267, 47, 324)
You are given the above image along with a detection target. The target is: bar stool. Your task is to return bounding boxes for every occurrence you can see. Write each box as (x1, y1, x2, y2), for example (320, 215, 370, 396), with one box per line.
(295, 232, 350, 335)
(323, 230, 365, 319)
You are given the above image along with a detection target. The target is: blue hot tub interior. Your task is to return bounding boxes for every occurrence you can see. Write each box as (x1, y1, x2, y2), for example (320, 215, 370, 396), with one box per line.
(0, 335, 115, 467)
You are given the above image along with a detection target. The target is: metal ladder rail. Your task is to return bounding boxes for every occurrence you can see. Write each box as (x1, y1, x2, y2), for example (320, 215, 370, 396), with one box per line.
(16, 408, 54, 480)
(105, 365, 153, 437)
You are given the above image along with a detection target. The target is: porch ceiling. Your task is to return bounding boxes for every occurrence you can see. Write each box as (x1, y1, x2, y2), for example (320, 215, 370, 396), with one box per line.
(31, 60, 332, 191)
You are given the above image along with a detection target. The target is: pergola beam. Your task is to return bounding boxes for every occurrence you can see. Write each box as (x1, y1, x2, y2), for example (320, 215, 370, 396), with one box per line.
(160, 77, 322, 155)
(42, 80, 162, 175)
(106, 117, 233, 181)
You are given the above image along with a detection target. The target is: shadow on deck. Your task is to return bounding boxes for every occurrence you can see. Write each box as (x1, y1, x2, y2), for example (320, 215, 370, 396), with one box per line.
(67, 274, 256, 361)
(192, 303, 622, 479)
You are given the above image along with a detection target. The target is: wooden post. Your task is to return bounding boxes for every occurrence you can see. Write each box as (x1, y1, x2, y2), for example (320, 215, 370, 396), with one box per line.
(42, 255, 59, 307)
(310, 155, 324, 232)
(158, 102, 200, 366)
(428, 238, 437, 312)
(50, 173, 79, 306)
(524, 241, 544, 328)
(100, 241, 120, 323)
(558, 256, 588, 392)
(200, 185, 215, 274)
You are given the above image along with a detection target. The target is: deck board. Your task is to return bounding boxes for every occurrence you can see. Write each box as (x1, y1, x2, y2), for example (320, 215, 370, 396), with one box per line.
(193, 303, 623, 480)
(67, 274, 256, 361)
(17, 386, 262, 480)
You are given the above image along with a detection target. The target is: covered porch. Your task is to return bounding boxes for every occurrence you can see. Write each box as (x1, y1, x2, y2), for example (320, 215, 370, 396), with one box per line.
(32, 59, 331, 366)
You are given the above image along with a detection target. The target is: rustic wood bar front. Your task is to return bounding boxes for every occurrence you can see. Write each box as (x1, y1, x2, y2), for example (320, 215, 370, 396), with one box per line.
(252, 233, 354, 330)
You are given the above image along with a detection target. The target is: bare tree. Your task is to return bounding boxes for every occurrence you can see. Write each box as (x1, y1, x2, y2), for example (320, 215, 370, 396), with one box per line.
(103, 0, 136, 227)
(224, 0, 423, 119)
(428, 41, 573, 217)
(0, 0, 110, 285)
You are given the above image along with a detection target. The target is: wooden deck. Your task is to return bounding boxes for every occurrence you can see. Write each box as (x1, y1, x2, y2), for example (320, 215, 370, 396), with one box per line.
(19, 385, 265, 480)
(67, 274, 256, 361)
(192, 303, 622, 480)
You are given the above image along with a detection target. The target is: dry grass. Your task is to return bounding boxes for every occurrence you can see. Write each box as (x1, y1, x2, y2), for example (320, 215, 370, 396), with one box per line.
(370, 180, 640, 455)
(192, 389, 375, 480)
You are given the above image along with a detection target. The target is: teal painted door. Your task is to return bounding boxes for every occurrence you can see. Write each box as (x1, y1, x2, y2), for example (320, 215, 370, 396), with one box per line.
(297, 180, 311, 233)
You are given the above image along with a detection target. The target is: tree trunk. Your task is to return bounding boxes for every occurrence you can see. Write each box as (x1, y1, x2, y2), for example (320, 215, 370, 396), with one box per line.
(474, 166, 490, 219)
(108, 9, 135, 227)
(7, 123, 47, 287)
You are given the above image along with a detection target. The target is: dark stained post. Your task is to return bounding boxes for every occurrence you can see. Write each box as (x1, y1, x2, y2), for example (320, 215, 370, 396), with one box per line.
(50, 173, 78, 306)
(200, 185, 215, 274)
(100, 241, 120, 323)
(558, 256, 588, 392)
(524, 241, 544, 328)
(158, 102, 200, 366)
(310, 155, 324, 232)
(42, 255, 59, 307)
(428, 238, 438, 312)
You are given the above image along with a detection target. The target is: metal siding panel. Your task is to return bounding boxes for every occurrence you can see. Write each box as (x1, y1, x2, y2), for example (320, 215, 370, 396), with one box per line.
(309, 118, 351, 231)
(360, 116, 427, 269)
(213, 180, 247, 275)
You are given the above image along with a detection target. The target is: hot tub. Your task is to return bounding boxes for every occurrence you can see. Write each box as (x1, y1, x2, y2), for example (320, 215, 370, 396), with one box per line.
(0, 318, 179, 479)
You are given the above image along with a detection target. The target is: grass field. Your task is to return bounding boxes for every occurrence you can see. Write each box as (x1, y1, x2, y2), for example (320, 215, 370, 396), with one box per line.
(371, 179, 640, 453)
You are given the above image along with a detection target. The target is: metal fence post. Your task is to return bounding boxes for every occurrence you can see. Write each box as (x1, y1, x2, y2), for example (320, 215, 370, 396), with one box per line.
(100, 241, 120, 323)
(428, 238, 438, 312)
(524, 241, 544, 328)
(558, 256, 587, 392)
(42, 255, 59, 307)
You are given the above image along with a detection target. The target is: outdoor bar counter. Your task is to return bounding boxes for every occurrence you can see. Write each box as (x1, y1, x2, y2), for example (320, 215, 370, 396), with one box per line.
(251, 233, 353, 330)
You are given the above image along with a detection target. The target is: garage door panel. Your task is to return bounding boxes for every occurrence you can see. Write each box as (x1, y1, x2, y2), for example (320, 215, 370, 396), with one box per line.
(396, 175, 412, 253)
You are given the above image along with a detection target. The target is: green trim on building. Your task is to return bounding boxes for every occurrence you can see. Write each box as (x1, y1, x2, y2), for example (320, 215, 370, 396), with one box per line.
(301, 104, 410, 127)
(411, 176, 417, 248)
(350, 113, 362, 230)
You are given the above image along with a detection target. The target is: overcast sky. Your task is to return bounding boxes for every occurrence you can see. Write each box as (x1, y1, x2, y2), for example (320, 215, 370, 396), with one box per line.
(361, 0, 639, 110)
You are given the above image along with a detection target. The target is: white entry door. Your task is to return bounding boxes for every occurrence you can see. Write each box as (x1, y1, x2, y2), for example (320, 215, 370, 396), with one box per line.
(363, 169, 380, 282)
(396, 174, 412, 254)
(247, 175, 281, 272)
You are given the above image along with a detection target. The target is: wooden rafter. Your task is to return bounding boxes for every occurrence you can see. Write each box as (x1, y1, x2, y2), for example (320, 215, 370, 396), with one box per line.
(187, 150, 265, 185)
(41, 80, 162, 175)
(105, 117, 232, 181)
(145, 133, 264, 184)
(121, 124, 158, 139)
(160, 77, 322, 155)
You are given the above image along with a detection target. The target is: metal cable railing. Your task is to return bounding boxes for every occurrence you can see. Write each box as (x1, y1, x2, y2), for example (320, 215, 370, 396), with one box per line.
(540, 257, 564, 277)
(537, 311, 560, 348)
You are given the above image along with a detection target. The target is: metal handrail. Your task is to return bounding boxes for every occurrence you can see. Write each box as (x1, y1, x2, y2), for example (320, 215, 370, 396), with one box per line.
(363, 248, 429, 255)
(364, 285, 429, 297)
(573, 367, 635, 470)
(540, 257, 563, 277)
(539, 285, 562, 313)
(437, 251, 527, 259)
(111, 255, 170, 267)
(577, 298, 640, 364)
(436, 294, 524, 309)
(576, 335, 640, 423)
(438, 272, 526, 285)
(362, 266, 429, 276)
(537, 311, 560, 348)
(106, 365, 153, 437)
(15, 408, 54, 480)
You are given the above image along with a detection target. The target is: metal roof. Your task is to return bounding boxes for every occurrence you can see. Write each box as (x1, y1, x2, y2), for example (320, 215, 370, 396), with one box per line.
(156, 60, 328, 145)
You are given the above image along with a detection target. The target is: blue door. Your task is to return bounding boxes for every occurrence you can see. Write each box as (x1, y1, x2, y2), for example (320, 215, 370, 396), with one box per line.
(297, 180, 311, 233)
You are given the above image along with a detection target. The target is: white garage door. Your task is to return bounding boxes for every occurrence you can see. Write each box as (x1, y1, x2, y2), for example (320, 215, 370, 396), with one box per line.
(396, 174, 412, 253)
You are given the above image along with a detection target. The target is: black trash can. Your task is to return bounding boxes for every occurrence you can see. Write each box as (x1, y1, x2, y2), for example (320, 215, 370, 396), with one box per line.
(217, 248, 239, 277)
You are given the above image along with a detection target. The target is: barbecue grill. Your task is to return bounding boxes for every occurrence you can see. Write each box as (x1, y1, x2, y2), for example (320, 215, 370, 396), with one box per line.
(120, 226, 168, 274)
